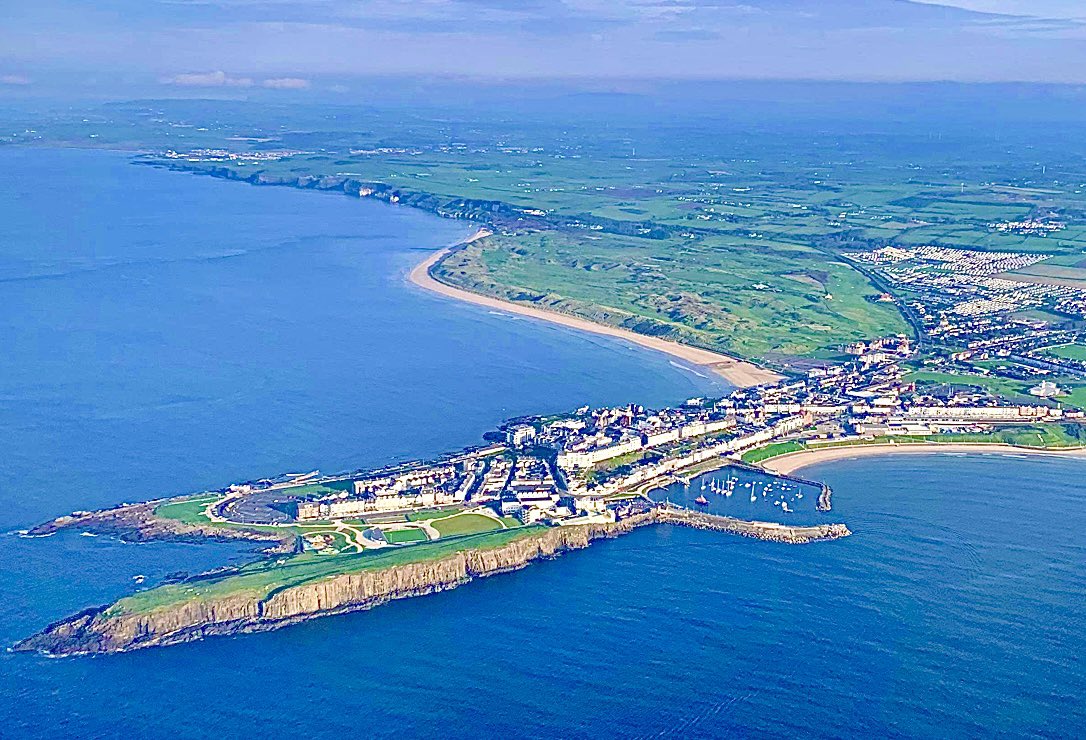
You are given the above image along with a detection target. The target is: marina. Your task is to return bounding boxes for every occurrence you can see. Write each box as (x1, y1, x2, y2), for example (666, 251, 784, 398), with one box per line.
(650, 465, 829, 528)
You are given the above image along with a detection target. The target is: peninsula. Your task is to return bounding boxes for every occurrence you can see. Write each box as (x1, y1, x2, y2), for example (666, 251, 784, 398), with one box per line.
(17, 342, 1086, 657)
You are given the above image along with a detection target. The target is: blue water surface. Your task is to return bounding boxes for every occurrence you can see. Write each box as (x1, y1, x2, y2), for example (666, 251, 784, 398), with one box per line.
(1, 149, 1083, 738)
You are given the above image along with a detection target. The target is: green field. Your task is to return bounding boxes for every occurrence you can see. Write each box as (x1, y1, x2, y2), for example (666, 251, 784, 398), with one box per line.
(153, 495, 219, 526)
(405, 506, 464, 522)
(110, 526, 546, 616)
(382, 528, 430, 545)
(906, 369, 1086, 410)
(431, 513, 506, 538)
(816, 425, 1086, 450)
(741, 441, 807, 464)
(1044, 344, 1086, 362)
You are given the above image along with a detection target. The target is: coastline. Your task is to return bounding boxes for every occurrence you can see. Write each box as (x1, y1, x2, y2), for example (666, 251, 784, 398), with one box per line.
(408, 239, 783, 389)
(17, 506, 847, 657)
(762, 442, 1086, 476)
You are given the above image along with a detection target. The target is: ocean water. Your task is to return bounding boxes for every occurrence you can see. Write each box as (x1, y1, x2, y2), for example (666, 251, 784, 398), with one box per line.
(2, 149, 1085, 738)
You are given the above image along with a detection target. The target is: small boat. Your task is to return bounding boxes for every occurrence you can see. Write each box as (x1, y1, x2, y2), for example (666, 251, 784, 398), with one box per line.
(694, 495, 709, 506)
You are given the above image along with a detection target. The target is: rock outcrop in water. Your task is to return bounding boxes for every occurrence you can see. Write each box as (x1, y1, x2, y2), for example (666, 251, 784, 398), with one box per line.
(15, 516, 653, 657)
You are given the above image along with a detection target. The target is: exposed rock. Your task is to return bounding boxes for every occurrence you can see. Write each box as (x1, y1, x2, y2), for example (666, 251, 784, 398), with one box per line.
(25, 501, 295, 554)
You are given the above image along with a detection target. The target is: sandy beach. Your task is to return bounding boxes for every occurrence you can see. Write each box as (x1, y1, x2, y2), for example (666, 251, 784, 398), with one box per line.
(762, 442, 1086, 476)
(408, 237, 783, 388)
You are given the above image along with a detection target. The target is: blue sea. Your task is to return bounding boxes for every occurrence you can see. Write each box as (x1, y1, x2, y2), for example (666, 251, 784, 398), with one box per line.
(1, 149, 1084, 738)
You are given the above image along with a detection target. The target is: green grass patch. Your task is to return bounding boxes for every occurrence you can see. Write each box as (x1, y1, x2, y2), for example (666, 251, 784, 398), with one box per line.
(153, 495, 218, 526)
(741, 441, 806, 464)
(818, 425, 1086, 450)
(382, 528, 430, 545)
(431, 513, 504, 538)
(1044, 343, 1086, 362)
(405, 506, 464, 522)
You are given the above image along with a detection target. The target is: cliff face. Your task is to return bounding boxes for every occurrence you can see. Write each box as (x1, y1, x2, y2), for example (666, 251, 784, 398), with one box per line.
(16, 517, 651, 657)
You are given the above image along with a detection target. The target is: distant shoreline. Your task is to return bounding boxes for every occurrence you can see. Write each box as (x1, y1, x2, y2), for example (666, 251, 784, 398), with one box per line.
(408, 236, 783, 389)
(762, 442, 1086, 475)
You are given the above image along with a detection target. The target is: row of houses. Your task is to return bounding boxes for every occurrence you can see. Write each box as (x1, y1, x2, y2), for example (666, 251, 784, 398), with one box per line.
(556, 418, 737, 469)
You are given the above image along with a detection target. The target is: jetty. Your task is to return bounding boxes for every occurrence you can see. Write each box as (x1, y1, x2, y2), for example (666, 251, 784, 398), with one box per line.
(655, 503, 850, 544)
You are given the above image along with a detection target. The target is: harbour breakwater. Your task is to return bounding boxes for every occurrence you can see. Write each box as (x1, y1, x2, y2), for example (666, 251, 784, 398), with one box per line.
(656, 505, 850, 544)
(15, 508, 848, 657)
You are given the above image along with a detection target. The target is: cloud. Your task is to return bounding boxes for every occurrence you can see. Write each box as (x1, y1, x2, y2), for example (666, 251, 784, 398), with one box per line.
(655, 28, 721, 42)
(262, 76, 310, 89)
(907, 1, 1086, 21)
(160, 70, 253, 87)
(0, 74, 31, 85)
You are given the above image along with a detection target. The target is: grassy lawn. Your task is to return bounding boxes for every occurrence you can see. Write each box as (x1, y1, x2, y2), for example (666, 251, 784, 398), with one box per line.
(109, 526, 546, 616)
(907, 369, 1086, 410)
(906, 370, 1040, 404)
(742, 441, 806, 464)
(153, 495, 218, 526)
(406, 506, 464, 522)
(1044, 343, 1086, 362)
(313, 531, 353, 552)
(383, 528, 430, 545)
(818, 425, 1086, 450)
(431, 513, 504, 538)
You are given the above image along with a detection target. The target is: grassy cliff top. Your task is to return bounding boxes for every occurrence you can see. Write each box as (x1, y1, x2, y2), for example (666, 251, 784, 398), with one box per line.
(110, 526, 546, 616)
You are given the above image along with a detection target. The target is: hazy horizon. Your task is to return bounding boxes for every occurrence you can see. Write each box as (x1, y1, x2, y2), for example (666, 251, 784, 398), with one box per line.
(6, 0, 1086, 99)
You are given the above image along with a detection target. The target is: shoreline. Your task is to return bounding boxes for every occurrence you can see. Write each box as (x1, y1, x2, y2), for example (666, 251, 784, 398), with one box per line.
(17, 506, 846, 657)
(762, 442, 1086, 476)
(408, 240, 783, 389)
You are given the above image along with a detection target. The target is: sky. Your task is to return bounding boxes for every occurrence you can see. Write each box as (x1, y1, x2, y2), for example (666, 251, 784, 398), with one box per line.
(4, 0, 1086, 95)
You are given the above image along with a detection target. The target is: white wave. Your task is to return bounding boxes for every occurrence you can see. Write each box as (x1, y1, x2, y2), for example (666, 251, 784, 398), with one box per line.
(668, 360, 708, 378)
